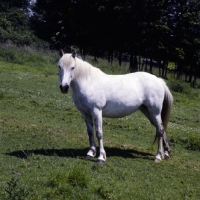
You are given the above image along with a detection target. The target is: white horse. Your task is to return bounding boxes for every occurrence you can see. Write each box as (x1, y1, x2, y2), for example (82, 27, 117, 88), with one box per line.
(58, 51, 173, 163)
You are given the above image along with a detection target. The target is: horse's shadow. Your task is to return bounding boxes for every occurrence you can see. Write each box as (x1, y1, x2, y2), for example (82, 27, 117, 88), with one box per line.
(6, 147, 154, 161)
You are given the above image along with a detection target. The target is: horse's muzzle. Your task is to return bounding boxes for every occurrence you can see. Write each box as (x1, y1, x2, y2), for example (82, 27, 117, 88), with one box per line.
(60, 85, 69, 94)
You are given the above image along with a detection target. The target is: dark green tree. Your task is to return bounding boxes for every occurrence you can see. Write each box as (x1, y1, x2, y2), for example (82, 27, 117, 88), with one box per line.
(0, 0, 36, 45)
(169, 0, 200, 83)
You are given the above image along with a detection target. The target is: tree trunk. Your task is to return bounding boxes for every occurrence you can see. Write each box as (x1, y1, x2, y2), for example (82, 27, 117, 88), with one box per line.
(108, 50, 113, 64)
(118, 50, 122, 66)
(129, 53, 138, 72)
(145, 57, 148, 72)
(185, 71, 188, 82)
(162, 60, 166, 78)
(149, 58, 153, 74)
(93, 49, 98, 62)
(129, 55, 138, 72)
(138, 55, 141, 70)
(188, 66, 193, 83)
(158, 59, 161, 77)
(141, 58, 144, 71)
(133, 55, 138, 72)
(129, 53, 134, 73)
(193, 64, 198, 86)
(164, 60, 168, 78)
(176, 61, 183, 79)
(80, 47, 86, 60)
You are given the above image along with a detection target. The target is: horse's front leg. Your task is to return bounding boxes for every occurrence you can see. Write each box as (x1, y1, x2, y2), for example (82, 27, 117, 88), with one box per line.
(82, 113, 96, 159)
(93, 109, 106, 163)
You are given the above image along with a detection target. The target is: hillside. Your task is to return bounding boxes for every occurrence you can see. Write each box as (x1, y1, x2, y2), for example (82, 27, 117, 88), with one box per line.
(0, 47, 200, 199)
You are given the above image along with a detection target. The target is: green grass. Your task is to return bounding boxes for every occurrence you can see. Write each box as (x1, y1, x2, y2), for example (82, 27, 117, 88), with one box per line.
(0, 49, 200, 199)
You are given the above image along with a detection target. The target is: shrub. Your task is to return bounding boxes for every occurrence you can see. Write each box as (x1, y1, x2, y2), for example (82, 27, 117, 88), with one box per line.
(0, 42, 58, 67)
(169, 80, 192, 94)
(4, 176, 33, 200)
(0, 91, 4, 99)
(185, 134, 200, 150)
(68, 166, 89, 188)
(96, 184, 119, 200)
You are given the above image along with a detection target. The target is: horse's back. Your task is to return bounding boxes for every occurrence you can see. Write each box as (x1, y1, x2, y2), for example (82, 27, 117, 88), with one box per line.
(105, 72, 164, 100)
(102, 72, 165, 118)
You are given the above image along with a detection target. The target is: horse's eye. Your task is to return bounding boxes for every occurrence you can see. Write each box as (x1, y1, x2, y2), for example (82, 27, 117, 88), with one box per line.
(71, 67, 75, 70)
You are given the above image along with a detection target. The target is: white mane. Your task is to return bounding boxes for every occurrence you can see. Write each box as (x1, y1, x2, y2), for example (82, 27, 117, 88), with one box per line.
(74, 57, 105, 80)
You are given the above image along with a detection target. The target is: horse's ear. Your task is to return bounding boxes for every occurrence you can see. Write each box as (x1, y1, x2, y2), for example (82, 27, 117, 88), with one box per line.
(59, 49, 64, 57)
(72, 50, 76, 58)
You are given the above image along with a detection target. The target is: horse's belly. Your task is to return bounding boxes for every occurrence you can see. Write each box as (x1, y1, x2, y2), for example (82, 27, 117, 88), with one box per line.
(102, 102, 140, 118)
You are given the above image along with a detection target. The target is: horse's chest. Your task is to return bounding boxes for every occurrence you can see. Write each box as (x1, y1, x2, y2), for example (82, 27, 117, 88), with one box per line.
(73, 96, 87, 111)
(72, 93, 95, 114)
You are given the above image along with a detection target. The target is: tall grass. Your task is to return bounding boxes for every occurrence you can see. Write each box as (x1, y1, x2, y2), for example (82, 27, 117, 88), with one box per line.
(0, 42, 59, 68)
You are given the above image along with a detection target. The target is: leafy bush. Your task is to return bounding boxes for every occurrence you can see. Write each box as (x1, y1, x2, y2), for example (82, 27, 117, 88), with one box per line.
(68, 166, 89, 188)
(47, 173, 68, 188)
(0, 42, 58, 66)
(96, 185, 116, 200)
(45, 169, 92, 199)
(185, 134, 200, 150)
(0, 91, 4, 99)
(169, 80, 192, 94)
(4, 176, 33, 200)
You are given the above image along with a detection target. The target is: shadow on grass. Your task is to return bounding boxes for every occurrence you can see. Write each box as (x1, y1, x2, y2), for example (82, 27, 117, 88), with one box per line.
(5, 147, 154, 161)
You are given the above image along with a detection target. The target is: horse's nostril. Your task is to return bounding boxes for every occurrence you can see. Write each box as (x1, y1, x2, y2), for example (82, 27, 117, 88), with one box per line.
(65, 85, 69, 90)
(60, 85, 62, 90)
(60, 85, 69, 93)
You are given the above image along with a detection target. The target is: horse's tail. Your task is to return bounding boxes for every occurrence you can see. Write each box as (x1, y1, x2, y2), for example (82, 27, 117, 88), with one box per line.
(160, 79, 173, 131)
(153, 79, 173, 146)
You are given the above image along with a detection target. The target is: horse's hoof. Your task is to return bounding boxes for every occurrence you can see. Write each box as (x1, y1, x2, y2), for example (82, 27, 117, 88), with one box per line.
(97, 159, 105, 164)
(164, 154, 170, 159)
(85, 155, 93, 160)
(154, 158, 162, 163)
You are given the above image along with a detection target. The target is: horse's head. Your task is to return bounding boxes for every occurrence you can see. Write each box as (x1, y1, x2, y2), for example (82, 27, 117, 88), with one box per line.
(58, 50, 76, 94)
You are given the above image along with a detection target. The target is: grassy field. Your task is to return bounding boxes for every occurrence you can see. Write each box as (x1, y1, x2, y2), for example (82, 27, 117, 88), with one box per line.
(0, 48, 200, 199)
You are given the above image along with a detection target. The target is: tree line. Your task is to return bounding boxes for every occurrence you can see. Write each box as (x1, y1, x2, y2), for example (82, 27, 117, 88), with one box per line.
(0, 0, 200, 84)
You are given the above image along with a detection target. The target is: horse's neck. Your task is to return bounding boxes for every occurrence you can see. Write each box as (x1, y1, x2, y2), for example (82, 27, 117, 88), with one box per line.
(71, 59, 104, 92)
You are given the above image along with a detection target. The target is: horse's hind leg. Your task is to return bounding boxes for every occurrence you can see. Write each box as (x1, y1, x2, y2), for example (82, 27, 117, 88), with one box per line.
(82, 113, 96, 159)
(163, 132, 171, 159)
(140, 106, 165, 162)
(153, 115, 166, 162)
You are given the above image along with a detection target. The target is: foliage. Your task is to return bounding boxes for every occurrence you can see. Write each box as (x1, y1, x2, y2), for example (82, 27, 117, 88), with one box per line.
(68, 166, 89, 188)
(0, 0, 49, 48)
(0, 42, 58, 66)
(169, 80, 192, 94)
(96, 185, 118, 200)
(184, 134, 200, 150)
(0, 91, 4, 99)
(4, 176, 33, 200)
